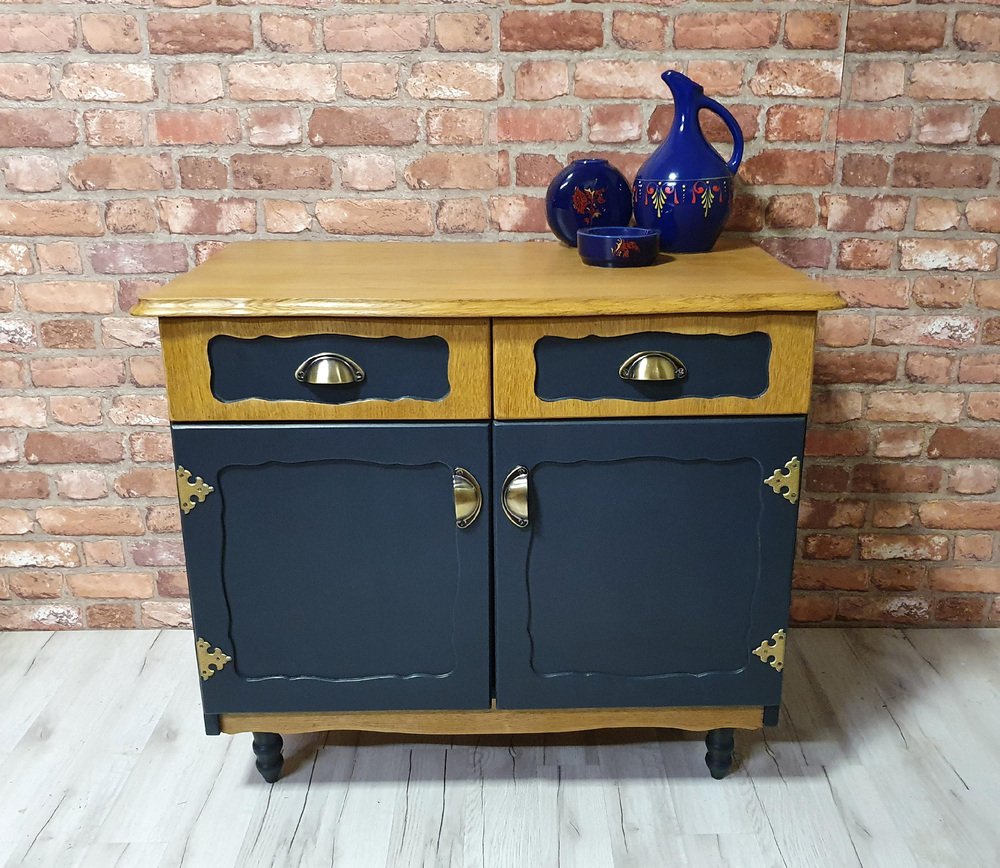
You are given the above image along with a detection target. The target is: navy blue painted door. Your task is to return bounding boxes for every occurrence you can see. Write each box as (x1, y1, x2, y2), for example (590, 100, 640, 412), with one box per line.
(493, 417, 805, 709)
(172, 423, 490, 714)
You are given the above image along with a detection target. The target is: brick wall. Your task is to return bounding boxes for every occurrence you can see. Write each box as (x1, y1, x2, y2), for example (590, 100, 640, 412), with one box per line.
(0, 0, 997, 630)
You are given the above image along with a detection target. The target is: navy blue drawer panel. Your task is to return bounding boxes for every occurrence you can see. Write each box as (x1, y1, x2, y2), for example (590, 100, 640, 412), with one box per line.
(534, 330, 771, 402)
(209, 333, 449, 405)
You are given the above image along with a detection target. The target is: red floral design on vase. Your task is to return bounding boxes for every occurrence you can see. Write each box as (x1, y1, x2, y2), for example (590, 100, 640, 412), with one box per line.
(571, 186, 607, 225)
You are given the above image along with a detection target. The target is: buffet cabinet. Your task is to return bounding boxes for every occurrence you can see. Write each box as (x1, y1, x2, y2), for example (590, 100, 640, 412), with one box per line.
(134, 240, 842, 782)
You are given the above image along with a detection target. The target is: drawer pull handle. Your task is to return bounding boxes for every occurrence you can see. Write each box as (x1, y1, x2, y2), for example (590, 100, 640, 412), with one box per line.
(501, 466, 529, 528)
(619, 351, 687, 382)
(294, 353, 365, 385)
(453, 468, 482, 529)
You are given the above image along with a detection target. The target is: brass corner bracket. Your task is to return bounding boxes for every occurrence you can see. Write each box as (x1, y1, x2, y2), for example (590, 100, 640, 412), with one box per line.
(752, 630, 786, 672)
(177, 466, 214, 515)
(196, 638, 232, 681)
(764, 457, 800, 504)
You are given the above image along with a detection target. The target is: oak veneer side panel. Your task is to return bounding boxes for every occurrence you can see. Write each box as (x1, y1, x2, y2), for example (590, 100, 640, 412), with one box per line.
(159, 317, 491, 422)
(493, 313, 817, 419)
(218, 706, 764, 735)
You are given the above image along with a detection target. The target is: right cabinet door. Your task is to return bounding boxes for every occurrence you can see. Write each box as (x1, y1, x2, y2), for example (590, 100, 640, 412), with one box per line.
(493, 417, 805, 710)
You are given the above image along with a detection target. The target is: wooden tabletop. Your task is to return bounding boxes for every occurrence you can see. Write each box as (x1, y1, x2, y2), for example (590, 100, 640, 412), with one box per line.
(131, 239, 844, 318)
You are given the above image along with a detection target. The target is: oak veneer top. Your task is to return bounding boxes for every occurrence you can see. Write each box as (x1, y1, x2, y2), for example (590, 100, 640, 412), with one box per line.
(132, 238, 845, 318)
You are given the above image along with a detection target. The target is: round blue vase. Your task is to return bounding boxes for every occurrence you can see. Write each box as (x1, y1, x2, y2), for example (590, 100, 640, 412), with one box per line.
(633, 71, 745, 253)
(546, 159, 632, 247)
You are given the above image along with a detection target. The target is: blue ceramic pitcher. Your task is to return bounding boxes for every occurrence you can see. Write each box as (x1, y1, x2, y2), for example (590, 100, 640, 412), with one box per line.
(633, 71, 744, 253)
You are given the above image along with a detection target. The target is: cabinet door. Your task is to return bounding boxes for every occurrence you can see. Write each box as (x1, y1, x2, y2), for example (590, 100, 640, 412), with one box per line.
(493, 417, 805, 709)
(172, 423, 490, 713)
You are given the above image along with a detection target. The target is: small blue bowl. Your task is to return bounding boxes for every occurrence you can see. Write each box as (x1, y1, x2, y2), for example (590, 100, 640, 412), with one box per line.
(577, 227, 660, 268)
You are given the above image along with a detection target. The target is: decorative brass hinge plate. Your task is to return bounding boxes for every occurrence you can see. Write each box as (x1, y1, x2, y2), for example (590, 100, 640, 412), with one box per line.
(177, 466, 214, 515)
(764, 457, 800, 504)
(752, 629, 786, 672)
(196, 638, 232, 680)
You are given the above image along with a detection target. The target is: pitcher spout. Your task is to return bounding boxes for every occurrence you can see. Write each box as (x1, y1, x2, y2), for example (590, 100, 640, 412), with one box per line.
(661, 70, 703, 102)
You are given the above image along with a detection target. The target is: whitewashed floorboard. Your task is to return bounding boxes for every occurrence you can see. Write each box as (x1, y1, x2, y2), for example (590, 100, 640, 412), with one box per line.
(1, 627, 999, 867)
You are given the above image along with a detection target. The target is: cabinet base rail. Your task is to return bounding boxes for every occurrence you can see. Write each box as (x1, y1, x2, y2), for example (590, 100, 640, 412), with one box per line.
(220, 705, 763, 736)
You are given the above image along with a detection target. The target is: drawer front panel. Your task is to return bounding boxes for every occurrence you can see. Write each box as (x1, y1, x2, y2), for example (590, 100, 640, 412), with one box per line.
(495, 313, 816, 419)
(493, 416, 806, 710)
(162, 317, 490, 422)
(172, 422, 491, 713)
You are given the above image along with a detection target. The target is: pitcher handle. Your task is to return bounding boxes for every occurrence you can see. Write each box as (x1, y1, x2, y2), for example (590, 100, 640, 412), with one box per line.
(698, 96, 744, 175)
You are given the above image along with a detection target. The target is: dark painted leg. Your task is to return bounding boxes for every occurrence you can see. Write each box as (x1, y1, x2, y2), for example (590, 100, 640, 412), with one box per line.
(252, 732, 284, 783)
(705, 728, 735, 780)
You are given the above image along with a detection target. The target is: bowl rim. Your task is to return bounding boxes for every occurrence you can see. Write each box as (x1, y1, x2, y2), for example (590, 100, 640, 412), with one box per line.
(577, 226, 660, 239)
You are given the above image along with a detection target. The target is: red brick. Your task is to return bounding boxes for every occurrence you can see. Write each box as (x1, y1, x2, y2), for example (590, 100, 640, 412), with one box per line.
(850, 61, 904, 102)
(37, 243, 82, 276)
(824, 276, 908, 309)
(515, 154, 561, 188)
(59, 63, 155, 102)
(261, 14, 315, 53)
(21, 281, 115, 314)
(741, 150, 834, 186)
(575, 60, 667, 100)
(435, 13, 490, 52)
(794, 564, 868, 591)
(872, 503, 916, 530)
(426, 109, 484, 146)
(107, 396, 167, 426)
(67, 571, 154, 599)
(148, 13, 251, 54)
(931, 566, 1000, 594)
(24, 432, 122, 467)
(874, 315, 978, 349)
(784, 11, 841, 49)
(969, 393, 1000, 423)
(929, 429, 1000, 460)
(403, 153, 499, 191)
(131, 540, 185, 567)
(69, 154, 174, 191)
(955, 12, 1000, 52)
(488, 195, 547, 233)
(55, 469, 107, 501)
(90, 242, 188, 275)
(836, 107, 911, 143)
(612, 12, 667, 51)
(0, 507, 30, 535)
(748, 60, 842, 98)
(81, 13, 140, 54)
(436, 199, 487, 235)
(911, 275, 972, 308)
(156, 197, 254, 235)
(498, 107, 581, 143)
(340, 155, 395, 193)
(803, 534, 854, 560)
(105, 199, 157, 234)
(50, 396, 102, 426)
(958, 354, 1000, 384)
(955, 536, 993, 563)
(514, 61, 567, 102)
(179, 156, 226, 190)
(0, 63, 51, 100)
(0, 471, 49, 500)
(860, 534, 949, 562)
(232, 154, 332, 190)
(686, 61, 743, 97)
(405, 62, 500, 102)
(892, 152, 991, 189)
(167, 63, 223, 104)
(813, 350, 898, 385)
(913, 198, 961, 233)
(899, 239, 997, 272)
(823, 194, 908, 232)
(811, 389, 864, 423)
(588, 105, 642, 144)
(674, 12, 778, 49)
(909, 62, 1000, 101)
(341, 63, 398, 101)
(0, 542, 79, 569)
(40, 319, 95, 349)
(797, 500, 867, 530)
(967, 198, 1000, 234)
(36, 507, 142, 537)
(102, 317, 159, 349)
(500, 11, 603, 51)
(757, 238, 831, 270)
(308, 107, 419, 147)
(315, 200, 433, 236)
(145, 505, 180, 534)
(764, 105, 824, 143)
(323, 14, 428, 52)
(934, 597, 990, 624)
(986, 319, 1000, 345)
(949, 465, 999, 496)
(8, 572, 62, 599)
(916, 106, 973, 146)
(904, 352, 952, 384)
(847, 11, 945, 52)
(978, 107, 1000, 145)
(790, 595, 836, 624)
(851, 464, 942, 494)
(157, 570, 189, 598)
(83, 109, 143, 147)
(0, 14, 75, 52)
(228, 63, 337, 102)
(868, 391, 964, 424)
(837, 239, 893, 271)
(31, 357, 124, 388)
(804, 428, 868, 457)
(0, 604, 82, 630)
(842, 153, 889, 188)
(0, 108, 77, 148)
(86, 604, 137, 629)
(140, 601, 191, 629)
(837, 595, 930, 626)
(765, 194, 817, 230)
(152, 110, 239, 145)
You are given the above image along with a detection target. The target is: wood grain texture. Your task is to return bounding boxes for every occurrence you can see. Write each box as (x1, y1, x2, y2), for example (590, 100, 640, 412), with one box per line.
(494, 313, 817, 418)
(218, 706, 764, 735)
(132, 239, 845, 319)
(160, 317, 490, 422)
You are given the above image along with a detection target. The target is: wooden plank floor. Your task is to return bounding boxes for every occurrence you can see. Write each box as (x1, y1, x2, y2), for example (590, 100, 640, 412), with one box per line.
(1, 629, 998, 867)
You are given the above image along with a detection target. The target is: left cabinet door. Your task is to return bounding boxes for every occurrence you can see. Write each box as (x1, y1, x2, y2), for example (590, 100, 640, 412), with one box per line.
(172, 422, 491, 713)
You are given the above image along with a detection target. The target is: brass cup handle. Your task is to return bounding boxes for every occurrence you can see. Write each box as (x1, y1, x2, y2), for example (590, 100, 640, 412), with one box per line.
(619, 351, 687, 382)
(294, 352, 365, 385)
(501, 466, 529, 528)
(452, 468, 482, 529)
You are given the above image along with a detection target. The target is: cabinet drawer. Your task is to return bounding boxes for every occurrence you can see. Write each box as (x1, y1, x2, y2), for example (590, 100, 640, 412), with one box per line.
(161, 317, 491, 422)
(494, 314, 816, 419)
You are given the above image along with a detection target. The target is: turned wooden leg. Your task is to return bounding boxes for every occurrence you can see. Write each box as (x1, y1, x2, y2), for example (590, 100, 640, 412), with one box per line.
(705, 728, 735, 780)
(252, 732, 284, 783)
